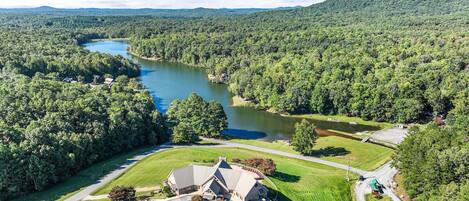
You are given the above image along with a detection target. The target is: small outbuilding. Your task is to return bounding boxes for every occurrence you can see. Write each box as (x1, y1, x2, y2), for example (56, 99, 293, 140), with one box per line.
(104, 78, 114, 85)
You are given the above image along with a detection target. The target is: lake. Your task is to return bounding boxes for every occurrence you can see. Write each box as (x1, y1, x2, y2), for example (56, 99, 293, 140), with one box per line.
(84, 40, 380, 140)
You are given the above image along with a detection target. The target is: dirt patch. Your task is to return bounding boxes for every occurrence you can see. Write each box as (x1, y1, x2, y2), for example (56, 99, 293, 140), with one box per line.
(135, 185, 161, 192)
(316, 128, 362, 140)
(231, 95, 255, 107)
(393, 172, 411, 201)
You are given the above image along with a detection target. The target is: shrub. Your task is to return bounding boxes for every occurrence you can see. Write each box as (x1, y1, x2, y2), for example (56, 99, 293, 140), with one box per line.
(234, 158, 277, 175)
(108, 186, 136, 201)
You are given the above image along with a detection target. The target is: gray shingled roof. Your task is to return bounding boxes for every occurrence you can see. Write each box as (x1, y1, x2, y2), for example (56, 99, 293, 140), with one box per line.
(213, 159, 232, 169)
(234, 172, 258, 198)
(169, 160, 262, 198)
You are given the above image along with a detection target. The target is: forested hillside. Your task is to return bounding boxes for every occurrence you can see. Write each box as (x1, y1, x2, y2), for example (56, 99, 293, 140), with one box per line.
(0, 28, 139, 81)
(0, 0, 468, 200)
(0, 14, 167, 200)
(393, 115, 468, 201)
(129, 0, 469, 123)
(0, 73, 168, 200)
(125, 3, 469, 199)
(0, 6, 274, 16)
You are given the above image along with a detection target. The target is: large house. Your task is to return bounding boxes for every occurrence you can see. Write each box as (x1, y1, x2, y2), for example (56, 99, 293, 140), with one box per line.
(166, 157, 268, 201)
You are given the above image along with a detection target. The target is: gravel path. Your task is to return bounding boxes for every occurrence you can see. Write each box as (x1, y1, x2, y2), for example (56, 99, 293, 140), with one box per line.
(202, 138, 401, 201)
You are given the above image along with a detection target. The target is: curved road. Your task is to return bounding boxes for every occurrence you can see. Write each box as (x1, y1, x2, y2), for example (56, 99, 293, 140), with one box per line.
(355, 162, 401, 201)
(65, 143, 231, 201)
(202, 138, 401, 201)
(67, 138, 400, 201)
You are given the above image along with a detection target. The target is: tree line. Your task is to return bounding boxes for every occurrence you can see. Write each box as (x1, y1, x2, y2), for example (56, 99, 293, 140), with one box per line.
(0, 0, 468, 199)
(126, 1, 469, 199)
(0, 19, 230, 199)
(0, 28, 139, 82)
(0, 74, 168, 200)
(128, 0, 469, 124)
(393, 113, 469, 201)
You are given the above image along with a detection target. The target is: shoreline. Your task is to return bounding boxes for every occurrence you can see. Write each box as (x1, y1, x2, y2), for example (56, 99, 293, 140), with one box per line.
(128, 49, 161, 61)
(231, 95, 255, 107)
(89, 39, 393, 134)
(87, 39, 396, 150)
(230, 96, 393, 130)
(90, 38, 129, 42)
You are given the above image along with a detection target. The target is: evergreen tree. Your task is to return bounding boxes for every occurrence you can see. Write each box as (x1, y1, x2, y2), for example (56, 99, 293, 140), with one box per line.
(291, 120, 318, 155)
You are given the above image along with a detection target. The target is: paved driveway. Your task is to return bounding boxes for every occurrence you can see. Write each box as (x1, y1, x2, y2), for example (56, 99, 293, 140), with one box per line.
(68, 138, 401, 201)
(65, 144, 230, 201)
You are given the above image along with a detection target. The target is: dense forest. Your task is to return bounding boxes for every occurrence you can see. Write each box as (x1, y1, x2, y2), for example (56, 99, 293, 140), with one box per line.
(0, 13, 168, 200)
(394, 114, 468, 201)
(0, 73, 168, 200)
(0, 0, 468, 200)
(129, 0, 469, 123)
(126, 1, 469, 199)
(0, 28, 139, 82)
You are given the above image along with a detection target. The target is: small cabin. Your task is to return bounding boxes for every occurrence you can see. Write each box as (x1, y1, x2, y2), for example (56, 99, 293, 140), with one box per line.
(63, 77, 74, 83)
(104, 78, 114, 85)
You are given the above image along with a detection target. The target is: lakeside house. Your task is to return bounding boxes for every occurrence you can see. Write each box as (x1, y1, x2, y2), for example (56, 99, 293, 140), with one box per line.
(63, 77, 74, 83)
(165, 157, 268, 201)
(104, 77, 114, 85)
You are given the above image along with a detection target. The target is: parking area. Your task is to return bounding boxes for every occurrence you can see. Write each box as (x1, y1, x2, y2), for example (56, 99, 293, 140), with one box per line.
(370, 127, 408, 145)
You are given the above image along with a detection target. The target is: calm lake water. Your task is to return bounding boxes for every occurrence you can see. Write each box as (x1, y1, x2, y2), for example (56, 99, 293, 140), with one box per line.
(84, 40, 379, 140)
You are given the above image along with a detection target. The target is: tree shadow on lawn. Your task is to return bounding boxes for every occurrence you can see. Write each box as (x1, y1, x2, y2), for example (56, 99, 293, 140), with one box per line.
(266, 186, 292, 201)
(309, 146, 350, 157)
(271, 171, 300, 183)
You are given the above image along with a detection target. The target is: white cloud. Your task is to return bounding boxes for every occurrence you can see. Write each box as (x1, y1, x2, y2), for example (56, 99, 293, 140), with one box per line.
(0, 0, 323, 9)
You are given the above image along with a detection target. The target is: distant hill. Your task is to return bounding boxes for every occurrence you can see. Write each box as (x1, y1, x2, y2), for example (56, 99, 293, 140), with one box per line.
(242, 0, 469, 28)
(301, 0, 469, 16)
(0, 6, 295, 17)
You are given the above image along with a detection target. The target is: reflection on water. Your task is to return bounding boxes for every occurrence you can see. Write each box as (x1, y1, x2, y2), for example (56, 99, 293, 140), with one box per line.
(84, 40, 380, 140)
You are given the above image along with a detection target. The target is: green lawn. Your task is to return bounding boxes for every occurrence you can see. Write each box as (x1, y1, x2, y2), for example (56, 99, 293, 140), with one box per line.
(94, 147, 355, 201)
(290, 114, 394, 130)
(13, 146, 155, 201)
(365, 194, 392, 201)
(230, 136, 394, 171)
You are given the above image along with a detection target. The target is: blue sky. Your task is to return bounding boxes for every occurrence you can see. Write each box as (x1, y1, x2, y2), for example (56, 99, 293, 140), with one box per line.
(0, 0, 323, 9)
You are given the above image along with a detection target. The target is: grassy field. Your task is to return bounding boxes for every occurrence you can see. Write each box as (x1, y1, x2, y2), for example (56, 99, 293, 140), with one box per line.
(230, 136, 394, 171)
(365, 194, 392, 201)
(290, 114, 394, 130)
(13, 146, 155, 201)
(94, 147, 355, 201)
